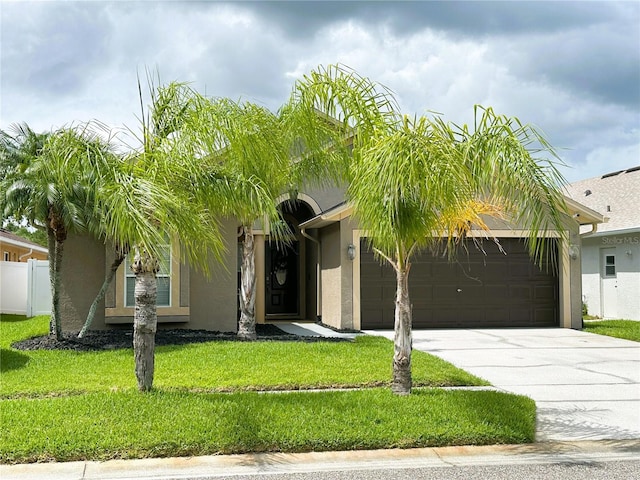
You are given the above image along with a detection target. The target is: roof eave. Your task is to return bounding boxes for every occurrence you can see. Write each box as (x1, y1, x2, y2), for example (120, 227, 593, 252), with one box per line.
(300, 203, 354, 229)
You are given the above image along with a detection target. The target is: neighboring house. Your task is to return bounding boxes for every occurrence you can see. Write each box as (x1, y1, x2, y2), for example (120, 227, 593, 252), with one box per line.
(565, 166, 640, 320)
(59, 184, 603, 332)
(0, 228, 48, 262)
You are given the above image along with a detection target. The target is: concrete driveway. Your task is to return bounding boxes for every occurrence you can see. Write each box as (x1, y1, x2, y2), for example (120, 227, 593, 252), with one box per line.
(365, 328, 640, 441)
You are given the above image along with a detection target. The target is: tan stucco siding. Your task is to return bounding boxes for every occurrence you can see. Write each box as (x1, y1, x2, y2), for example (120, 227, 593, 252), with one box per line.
(339, 217, 357, 329)
(320, 222, 341, 328)
(568, 227, 584, 328)
(301, 184, 347, 212)
(188, 218, 238, 332)
(60, 233, 106, 331)
(304, 229, 319, 321)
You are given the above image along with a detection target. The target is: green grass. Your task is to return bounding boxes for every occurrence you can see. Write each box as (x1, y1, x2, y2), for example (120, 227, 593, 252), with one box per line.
(0, 389, 535, 463)
(583, 319, 640, 342)
(0, 314, 536, 463)
(1, 315, 487, 396)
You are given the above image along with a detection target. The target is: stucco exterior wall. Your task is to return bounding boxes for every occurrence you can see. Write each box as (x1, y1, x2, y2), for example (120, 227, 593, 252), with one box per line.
(182, 217, 239, 331)
(581, 232, 640, 320)
(338, 217, 357, 329)
(302, 184, 347, 212)
(304, 229, 319, 321)
(320, 222, 341, 329)
(567, 227, 584, 329)
(581, 237, 601, 316)
(60, 233, 106, 331)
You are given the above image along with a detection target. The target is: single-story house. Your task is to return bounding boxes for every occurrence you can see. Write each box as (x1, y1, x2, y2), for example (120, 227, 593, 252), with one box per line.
(59, 183, 604, 332)
(565, 166, 640, 320)
(0, 228, 48, 263)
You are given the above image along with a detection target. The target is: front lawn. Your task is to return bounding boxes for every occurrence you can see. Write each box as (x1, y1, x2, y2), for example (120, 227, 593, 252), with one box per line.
(0, 314, 536, 463)
(583, 319, 640, 342)
(0, 315, 486, 396)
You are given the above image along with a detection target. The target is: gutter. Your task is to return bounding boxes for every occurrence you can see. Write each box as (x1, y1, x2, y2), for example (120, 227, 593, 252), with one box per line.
(581, 224, 640, 239)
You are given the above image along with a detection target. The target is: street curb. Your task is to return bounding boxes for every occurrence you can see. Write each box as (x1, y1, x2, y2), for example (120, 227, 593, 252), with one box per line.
(2, 439, 639, 480)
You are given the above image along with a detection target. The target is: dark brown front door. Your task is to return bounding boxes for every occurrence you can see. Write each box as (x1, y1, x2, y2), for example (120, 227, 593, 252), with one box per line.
(360, 238, 559, 329)
(265, 240, 299, 317)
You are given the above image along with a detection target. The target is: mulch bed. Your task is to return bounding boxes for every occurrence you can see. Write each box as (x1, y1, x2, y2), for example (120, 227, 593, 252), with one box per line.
(12, 324, 348, 352)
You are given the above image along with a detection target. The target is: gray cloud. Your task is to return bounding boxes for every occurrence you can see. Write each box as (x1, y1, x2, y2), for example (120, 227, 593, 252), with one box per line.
(0, 1, 637, 182)
(242, 1, 617, 38)
(242, 1, 640, 109)
(1, 2, 112, 97)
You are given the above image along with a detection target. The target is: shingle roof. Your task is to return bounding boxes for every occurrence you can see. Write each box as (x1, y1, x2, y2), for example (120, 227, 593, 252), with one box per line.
(564, 166, 640, 233)
(0, 228, 48, 251)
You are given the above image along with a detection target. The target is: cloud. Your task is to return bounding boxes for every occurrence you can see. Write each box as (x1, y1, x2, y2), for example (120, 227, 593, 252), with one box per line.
(0, 1, 637, 183)
(1, 2, 112, 98)
(243, 1, 617, 38)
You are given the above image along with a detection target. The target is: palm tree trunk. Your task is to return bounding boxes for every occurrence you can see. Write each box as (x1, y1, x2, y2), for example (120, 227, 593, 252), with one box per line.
(392, 265, 412, 395)
(78, 250, 126, 338)
(46, 227, 59, 338)
(50, 238, 64, 340)
(131, 249, 158, 392)
(46, 208, 67, 340)
(238, 225, 257, 340)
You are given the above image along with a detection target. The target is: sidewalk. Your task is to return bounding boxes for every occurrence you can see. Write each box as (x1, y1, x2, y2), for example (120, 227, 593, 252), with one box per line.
(2, 440, 639, 480)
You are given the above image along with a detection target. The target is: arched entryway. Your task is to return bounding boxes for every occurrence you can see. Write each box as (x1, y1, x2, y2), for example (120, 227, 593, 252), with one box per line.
(264, 199, 316, 320)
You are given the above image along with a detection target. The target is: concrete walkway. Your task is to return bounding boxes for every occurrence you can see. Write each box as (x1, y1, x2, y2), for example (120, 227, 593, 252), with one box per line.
(277, 322, 358, 339)
(366, 328, 640, 441)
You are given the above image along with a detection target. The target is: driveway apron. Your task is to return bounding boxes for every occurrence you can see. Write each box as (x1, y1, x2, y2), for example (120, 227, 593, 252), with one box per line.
(366, 328, 640, 441)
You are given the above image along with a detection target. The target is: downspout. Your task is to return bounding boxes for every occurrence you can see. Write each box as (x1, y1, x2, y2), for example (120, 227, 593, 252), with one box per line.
(19, 248, 33, 262)
(300, 228, 321, 321)
(581, 223, 599, 237)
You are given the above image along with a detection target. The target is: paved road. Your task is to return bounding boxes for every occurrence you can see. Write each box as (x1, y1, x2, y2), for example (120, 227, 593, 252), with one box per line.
(208, 461, 640, 480)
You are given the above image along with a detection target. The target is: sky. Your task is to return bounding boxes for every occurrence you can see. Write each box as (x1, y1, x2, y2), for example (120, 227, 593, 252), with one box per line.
(1, 0, 639, 183)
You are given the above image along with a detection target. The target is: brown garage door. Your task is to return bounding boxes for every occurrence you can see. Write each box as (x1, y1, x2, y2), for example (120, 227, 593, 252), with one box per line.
(360, 238, 559, 329)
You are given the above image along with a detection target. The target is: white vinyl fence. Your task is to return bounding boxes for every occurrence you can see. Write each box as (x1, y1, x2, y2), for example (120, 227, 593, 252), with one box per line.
(0, 260, 51, 316)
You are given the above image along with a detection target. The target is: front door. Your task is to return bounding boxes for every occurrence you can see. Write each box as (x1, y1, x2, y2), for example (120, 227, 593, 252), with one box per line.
(265, 240, 299, 317)
(600, 248, 618, 318)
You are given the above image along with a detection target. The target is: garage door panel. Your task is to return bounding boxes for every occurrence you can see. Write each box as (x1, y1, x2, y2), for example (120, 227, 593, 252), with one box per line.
(360, 237, 559, 329)
(534, 308, 557, 325)
(361, 284, 383, 301)
(485, 284, 509, 300)
(535, 285, 556, 301)
(434, 309, 481, 326)
(509, 262, 532, 277)
(509, 285, 532, 301)
(473, 262, 508, 278)
(432, 285, 460, 302)
(360, 262, 384, 278)
(489, 308, 510, 323)
(410, 286, 433, 306)
(361, 307, 392, 329)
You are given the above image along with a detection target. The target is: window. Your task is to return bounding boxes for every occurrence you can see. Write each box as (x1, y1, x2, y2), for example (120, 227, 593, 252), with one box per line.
(604, 254, 616, 277)
(3, 251, 9, 261)
(125, 245, 172, 307)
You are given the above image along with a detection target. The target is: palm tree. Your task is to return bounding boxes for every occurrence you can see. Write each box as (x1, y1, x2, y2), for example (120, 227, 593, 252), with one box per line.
(178, 93, 349, 340)
(294, 66, 568, 395)
(183, 98, 289, 340)
(0, 123, 115, 339)
(112, 78, 228, 391)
